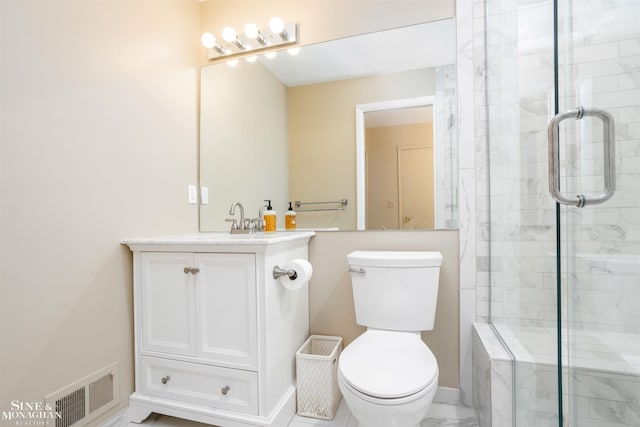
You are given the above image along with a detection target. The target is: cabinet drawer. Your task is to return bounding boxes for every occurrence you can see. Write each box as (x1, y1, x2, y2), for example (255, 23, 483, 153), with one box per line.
(139, 356, 258, 415)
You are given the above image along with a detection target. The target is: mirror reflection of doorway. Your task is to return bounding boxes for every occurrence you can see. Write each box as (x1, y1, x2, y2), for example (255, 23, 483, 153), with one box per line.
(398, 145, 434, 229)
(364, 105, 434, 230)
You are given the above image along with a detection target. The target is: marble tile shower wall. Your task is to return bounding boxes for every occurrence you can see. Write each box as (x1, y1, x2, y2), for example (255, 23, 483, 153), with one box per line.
(435, 64, 460, 230)
(482, 0, 559, 330)
(472, 0, 491, 324)
(477, 0, 640, 333)
(559, 0, 640, 334)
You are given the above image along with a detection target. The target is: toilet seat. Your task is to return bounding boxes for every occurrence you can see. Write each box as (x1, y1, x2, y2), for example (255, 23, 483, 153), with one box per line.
(338, 329, 438, 399)
(338, 370, 437, 407)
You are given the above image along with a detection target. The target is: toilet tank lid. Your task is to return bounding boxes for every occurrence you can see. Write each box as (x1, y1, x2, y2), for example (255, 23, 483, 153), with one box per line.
(347, 251, 442, 267)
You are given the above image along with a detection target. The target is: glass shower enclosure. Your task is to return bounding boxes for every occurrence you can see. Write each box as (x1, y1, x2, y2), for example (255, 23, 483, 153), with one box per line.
(486, 0, 639, 425)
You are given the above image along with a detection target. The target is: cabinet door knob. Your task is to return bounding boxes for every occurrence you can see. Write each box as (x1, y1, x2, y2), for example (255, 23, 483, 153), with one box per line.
(190, 267, 200, 275)
(183, 266, 191, 274)
(221, 385, 230, 395)
(161, 376, 171, 384)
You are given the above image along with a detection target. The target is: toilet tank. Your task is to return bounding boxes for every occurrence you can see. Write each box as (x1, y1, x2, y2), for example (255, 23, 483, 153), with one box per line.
(347, 251, 443, 332)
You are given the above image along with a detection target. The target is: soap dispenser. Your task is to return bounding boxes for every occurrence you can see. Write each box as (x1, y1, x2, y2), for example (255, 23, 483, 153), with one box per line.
(263, 200, 277, 232)
(285, 202, 297, 230)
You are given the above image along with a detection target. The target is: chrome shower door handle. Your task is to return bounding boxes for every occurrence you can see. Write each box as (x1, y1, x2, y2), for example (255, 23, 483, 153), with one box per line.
(547, 106, 616, 207)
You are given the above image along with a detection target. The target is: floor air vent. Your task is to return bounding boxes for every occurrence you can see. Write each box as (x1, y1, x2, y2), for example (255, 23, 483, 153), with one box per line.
(45, 362, 119, 427)
(55, 388, 85, 427)
(88, 373, 113, 414)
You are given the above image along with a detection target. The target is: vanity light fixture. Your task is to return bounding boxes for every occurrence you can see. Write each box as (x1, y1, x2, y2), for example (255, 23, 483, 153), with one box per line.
(269, 16, 289, 41)
(244, 22, 267, 45)
(202, 17, 298, 63)
(222, 26, 248, 50)
(201, 32, 228, 55)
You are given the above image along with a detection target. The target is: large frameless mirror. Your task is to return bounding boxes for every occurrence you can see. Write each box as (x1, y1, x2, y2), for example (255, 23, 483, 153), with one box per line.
(199, 18, 458, 231)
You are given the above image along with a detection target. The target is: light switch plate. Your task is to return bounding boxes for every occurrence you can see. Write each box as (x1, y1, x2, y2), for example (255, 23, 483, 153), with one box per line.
(188, 185, 198, 204)
(201, 186, 209, 204)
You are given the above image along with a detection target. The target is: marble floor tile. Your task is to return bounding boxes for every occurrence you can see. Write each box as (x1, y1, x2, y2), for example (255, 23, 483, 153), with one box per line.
(127, 399, 480, 427)
(421, 402, 480, 427)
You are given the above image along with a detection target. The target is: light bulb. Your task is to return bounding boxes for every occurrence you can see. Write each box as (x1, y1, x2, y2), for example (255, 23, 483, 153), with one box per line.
(269, 16, 285, 34)
(265, 51, 277, 59)
(222, 26, 237, 43)
(227, 59, 239, 67)
(287, 46, 300, 56)
(246, 55, 257, 63)
(201, 32, 216, 49)
(244, 22, 259, 39)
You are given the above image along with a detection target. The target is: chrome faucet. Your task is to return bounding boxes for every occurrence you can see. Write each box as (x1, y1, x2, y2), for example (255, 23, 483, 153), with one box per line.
(229, 202, 245, 223)
(226, 202, 262, 234)
(227, 202, 249, 234)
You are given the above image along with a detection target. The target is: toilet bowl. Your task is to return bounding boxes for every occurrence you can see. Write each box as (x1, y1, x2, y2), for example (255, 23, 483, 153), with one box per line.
(340, 251, 443, 427)
(338, 329, 438, 427)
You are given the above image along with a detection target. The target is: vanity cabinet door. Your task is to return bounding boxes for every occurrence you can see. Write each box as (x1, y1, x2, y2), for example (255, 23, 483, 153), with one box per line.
(140, 252, 197, 357)
(194, 253, 257, 367)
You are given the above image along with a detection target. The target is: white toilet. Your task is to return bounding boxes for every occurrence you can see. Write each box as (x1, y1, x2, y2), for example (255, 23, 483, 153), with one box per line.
(338, 250, 443, 427)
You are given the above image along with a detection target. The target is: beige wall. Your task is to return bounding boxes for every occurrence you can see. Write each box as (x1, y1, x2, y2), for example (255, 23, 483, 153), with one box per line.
(288, 69, 435, 230)
(200, 61, 289, 230)
(0, 2, 458, 423)
(0, 1, 199, 423)
(309, 230, 459, 388)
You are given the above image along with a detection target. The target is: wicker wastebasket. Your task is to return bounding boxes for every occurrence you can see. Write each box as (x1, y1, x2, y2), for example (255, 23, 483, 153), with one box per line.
(295, 335, 343, 420)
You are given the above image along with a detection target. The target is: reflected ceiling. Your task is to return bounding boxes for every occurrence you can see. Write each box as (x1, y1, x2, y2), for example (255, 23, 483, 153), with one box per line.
(259, 18, 455, 87)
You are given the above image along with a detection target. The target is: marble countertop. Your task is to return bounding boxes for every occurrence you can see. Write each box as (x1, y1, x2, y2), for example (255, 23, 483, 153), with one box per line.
(122, 230, 315, 249)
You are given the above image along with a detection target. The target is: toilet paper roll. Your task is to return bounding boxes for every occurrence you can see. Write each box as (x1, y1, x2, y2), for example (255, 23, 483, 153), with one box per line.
(279, 259, 313, 291)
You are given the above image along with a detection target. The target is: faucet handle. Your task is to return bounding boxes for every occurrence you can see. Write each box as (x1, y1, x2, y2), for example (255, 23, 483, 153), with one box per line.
(250, 217, 264, 232)
(225, 218, 240, 230)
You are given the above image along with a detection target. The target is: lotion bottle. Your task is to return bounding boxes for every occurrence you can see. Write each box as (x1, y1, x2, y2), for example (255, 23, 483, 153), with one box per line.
(263, 200, 277, 232)
(285, 202, 297, 230)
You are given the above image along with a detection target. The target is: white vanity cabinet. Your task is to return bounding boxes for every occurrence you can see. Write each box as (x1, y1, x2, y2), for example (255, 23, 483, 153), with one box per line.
(140, 252, 257, 366)
(122, 232, 314, 427)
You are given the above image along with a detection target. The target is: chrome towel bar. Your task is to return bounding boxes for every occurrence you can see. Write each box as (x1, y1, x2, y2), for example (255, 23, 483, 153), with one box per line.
(294, 199, 348, 212)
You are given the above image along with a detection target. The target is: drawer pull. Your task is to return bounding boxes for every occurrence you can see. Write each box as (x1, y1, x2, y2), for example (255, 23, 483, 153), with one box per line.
(221, 385, 230, 395)
(161, 375, 171, 384)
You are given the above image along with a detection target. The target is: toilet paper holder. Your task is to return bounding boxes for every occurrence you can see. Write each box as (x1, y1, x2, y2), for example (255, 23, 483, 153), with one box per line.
(273, 265, 298, 280)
